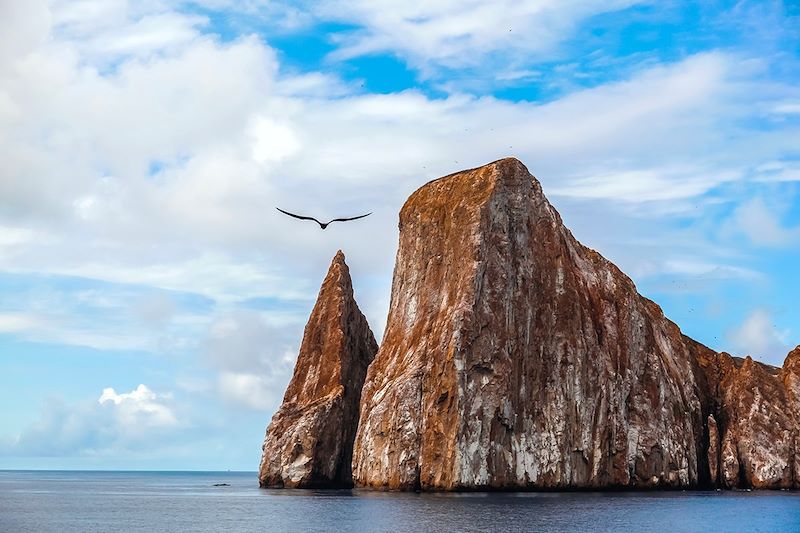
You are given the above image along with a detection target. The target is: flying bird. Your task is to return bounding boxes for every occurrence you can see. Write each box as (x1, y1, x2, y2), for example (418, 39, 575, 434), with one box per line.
(276, 207, 372, 230)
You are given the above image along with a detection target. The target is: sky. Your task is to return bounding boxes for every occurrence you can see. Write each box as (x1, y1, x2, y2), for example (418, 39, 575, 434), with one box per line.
(0, 0, 798, 471)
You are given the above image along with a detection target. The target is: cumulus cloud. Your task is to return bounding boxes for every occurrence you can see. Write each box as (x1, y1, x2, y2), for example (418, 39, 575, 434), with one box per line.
(99, 384, 178, 429)
(728, 309, 791, 365)
(1, 384, 179, 457)
(1, 3, 796, 324)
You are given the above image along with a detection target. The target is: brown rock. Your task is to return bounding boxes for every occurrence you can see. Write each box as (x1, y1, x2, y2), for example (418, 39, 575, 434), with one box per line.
(259, 158, 798, 491)
(352, 158, 709, 490)
(707, 414, 720, 485)
(698, 350, 799, 489)
(722, 357, 794, 488)
(258, 251, 378, 488)
(784, 346, 800, 486)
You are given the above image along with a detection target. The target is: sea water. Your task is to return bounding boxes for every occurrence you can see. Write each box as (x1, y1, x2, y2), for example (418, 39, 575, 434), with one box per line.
(1, 470, 799, 532)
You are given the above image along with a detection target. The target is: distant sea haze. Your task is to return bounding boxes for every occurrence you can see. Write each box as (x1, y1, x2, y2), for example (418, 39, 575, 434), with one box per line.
(2, 470, 800, 532)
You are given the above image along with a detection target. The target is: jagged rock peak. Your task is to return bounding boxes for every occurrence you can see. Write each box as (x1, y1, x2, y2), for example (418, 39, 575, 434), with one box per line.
(784, 345, 800, 374)
(352, 157, 708, 490)
(259, 250, 378, 488)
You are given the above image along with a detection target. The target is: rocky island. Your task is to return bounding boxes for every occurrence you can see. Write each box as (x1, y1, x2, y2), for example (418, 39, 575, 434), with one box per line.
(260, 158, 799, 490)
(258, 251, 377, 488)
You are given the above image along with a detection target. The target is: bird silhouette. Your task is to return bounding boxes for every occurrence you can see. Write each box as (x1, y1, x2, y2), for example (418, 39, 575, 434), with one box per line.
(276, 207, 371, 229)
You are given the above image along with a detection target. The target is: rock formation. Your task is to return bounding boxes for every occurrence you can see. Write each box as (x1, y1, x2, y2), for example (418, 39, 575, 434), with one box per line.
(258, 251, 377, 488)
(260, 158, 798, 491)
(352, 158, 706, 489)
(350, 157, 799, 490)
(698, 347, 800, 489)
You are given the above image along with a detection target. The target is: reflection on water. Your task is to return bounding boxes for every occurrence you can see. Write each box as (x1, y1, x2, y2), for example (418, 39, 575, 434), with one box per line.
(1, 470, 799, 532)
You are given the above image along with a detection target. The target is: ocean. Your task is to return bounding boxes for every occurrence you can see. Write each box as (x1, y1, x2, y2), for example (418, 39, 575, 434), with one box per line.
(1, 470, 799, 532)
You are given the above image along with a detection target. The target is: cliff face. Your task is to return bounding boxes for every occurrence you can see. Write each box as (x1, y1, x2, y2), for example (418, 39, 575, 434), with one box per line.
(258, 251, 377, 488)
(351, 158, 710, 490)
(697, 348, 800, 489)
(260, 158, 798, 491)
(784, 347, 800, 486)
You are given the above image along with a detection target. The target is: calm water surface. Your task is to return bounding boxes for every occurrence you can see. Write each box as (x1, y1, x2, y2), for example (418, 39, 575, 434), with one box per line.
(1, 470, 799, 532)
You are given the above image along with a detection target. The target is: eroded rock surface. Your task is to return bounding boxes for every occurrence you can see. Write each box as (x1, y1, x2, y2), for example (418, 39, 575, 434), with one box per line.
(352, 158, 712, 490)
(261, 158, 798, 491)
(258, 251, 377, 488)
(696, 347, 800, 489)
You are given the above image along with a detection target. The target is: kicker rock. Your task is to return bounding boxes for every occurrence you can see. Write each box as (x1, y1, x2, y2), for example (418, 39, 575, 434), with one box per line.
(352, 158, 709, 490)
(259, 251, 377, 488)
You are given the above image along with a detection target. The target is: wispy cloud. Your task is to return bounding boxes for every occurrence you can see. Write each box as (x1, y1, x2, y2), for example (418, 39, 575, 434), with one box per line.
(319, 0, 643, 72)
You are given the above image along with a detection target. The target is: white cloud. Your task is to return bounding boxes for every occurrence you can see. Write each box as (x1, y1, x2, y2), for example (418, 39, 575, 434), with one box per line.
(249, 116, 302, 164)
(1, 5, 794, 314)
(30, 255, 309, 304)
(48, 0, 209, 63)
(0, 0, 797, 432)
(728, 309, 791, 365)
(0, 280, 211, 352)
(0, 310, 147, 352)
(0, 1, 51, 74)
(2, 384, 180, 457)
(550, 166, 741, 203)
(753, 161, 800, 183)
(318, 0, 643, 72)
(660, 259, 760, 280)
(99, 384, 178, 429)
(188, 0, 313, 31)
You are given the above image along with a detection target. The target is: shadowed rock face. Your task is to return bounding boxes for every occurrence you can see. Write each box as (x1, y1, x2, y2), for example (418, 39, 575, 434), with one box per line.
(258, 251, 377, 488)
(352, 158, 711, 490)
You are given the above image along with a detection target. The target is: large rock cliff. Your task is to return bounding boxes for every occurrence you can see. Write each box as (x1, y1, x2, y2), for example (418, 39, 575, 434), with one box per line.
(258, 251, 377, 488)
(350, 157, 799, 490)
(352, 158, 710, 489)
(260, 158, 798, 491)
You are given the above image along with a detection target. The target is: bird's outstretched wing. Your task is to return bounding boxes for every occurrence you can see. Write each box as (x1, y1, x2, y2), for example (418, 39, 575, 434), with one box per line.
(276, 207, 323, 225)
(329, 212, 372, 224)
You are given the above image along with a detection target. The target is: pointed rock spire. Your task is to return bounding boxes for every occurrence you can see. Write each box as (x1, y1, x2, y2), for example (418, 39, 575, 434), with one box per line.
(258, 250, 377, 488)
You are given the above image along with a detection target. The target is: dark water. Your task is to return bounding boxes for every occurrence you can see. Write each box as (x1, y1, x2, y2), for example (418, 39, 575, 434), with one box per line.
(1, 471, 799, 532)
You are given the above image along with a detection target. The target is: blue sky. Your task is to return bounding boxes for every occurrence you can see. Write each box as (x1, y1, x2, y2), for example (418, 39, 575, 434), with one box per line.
(0, 0, 798, 471)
